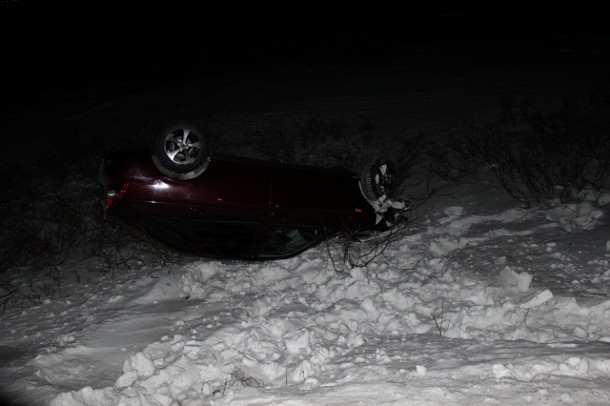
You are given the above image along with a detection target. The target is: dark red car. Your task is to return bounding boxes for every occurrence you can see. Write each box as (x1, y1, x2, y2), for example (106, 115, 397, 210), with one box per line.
(99, 123, 406, 260)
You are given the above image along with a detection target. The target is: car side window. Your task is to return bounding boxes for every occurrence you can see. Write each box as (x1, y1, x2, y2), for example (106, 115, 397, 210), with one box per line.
(191, 220, 259, 259)
(258, 225, 324, 259)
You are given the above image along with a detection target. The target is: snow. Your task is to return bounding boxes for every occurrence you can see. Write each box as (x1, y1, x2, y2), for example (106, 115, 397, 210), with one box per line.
(1, 175, 610, 405)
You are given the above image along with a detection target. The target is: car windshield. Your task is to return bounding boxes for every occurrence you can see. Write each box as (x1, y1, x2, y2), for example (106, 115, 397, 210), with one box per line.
(258, 225, 323, 259)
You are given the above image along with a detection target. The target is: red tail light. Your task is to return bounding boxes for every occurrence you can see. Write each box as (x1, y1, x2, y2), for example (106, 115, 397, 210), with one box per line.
(105, 183, 130, 208)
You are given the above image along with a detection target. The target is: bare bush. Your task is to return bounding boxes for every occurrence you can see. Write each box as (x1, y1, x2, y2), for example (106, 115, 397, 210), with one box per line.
(249, 115, 388, 172)
(0, 164, 41, 292)
(430, 98, 610, 206)
(392, 130, 427, 181)
(427, 120, 495, 183)
(0, 179, 93, 310)
(20, 265, 64, 306)
(250, 122, 297, 163)
(432, 301, 451, 336)
(326, 223, 404, 271)
(294, 116, 332, 165)
(88, 198, 180, 273)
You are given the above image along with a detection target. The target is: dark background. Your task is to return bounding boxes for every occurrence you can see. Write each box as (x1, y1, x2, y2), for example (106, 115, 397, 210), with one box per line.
(1, 0, 609, 136)
(3, 1, 608, 82)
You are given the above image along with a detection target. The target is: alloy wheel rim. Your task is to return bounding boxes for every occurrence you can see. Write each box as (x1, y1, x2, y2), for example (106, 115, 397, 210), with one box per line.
(163, 128, 202, 165)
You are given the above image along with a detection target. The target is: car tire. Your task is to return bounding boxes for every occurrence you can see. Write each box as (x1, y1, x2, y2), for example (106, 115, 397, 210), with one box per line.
(359, 158, 395, 202)
(151, 123, 211, 180)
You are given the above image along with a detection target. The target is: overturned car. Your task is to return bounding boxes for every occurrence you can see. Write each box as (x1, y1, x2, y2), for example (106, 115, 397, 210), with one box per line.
(99, 123, 407, 260)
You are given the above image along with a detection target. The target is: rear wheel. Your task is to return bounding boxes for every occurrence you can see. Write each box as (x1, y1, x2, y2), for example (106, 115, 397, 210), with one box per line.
(359, 158, 395, 202)
(151, 123, 211, 180)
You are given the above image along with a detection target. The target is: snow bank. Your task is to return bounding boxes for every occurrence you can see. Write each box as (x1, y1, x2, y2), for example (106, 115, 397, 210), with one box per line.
(41, 198, 610, 405)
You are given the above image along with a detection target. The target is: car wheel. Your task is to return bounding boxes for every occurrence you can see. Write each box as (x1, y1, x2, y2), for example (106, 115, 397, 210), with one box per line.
(359, 158, 395, 202)
(152, 123, 211, 180)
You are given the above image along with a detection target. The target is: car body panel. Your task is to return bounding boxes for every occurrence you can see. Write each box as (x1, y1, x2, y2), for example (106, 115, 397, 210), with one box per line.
(99, 148, 380, 259)
(271, 165, 352, 224)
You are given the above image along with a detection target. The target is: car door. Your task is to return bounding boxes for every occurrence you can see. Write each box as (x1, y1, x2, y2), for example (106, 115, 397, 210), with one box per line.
(184, 157, 272, 258)
(186, 157, 271, 219)
(269, 164, 354, 227)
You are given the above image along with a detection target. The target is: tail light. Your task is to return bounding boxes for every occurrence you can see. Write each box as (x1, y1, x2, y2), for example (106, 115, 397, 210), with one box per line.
(104, 183, 130, 208)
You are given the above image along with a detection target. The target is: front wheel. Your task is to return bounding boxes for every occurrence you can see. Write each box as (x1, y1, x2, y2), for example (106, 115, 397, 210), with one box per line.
(359, 158, 395, 202)
(151, 123, 211, 180)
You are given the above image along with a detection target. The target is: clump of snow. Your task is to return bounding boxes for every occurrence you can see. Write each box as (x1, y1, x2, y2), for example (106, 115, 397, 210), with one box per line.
(578, 187, 610, 207)
(499, 266, 533, 291)
(598, 191, 610, 206)
(519, 289, 554, 309)
(546, 201, 605, 231)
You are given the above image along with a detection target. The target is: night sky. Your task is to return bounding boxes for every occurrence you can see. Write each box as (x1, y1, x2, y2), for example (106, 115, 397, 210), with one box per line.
(3, 2, 608, 78)
(1, 1, 609, 127)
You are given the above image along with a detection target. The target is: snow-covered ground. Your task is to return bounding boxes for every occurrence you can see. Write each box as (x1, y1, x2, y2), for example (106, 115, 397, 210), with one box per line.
(2, 37, 610, 405)
(1, 172, 610, 405)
